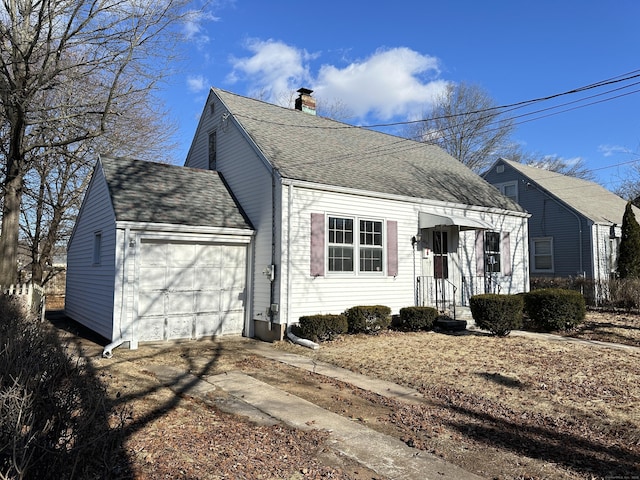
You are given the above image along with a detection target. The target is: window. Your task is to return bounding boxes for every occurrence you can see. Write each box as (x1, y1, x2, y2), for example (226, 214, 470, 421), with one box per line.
(359, 220, 383, 271)
(498, 181, 518, 203)
(532, 237, 553, 272)
(93, 232, 102, 265)
(328, 217, 353, 272)
(484, 231, 501, 273)
(327, 216, 383, 273)
(208, 131, 217, 170)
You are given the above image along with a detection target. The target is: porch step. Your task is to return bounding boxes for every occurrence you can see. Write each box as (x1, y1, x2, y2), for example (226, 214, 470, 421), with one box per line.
(435, 317, 467, 332)
(447, 306, 475, 328)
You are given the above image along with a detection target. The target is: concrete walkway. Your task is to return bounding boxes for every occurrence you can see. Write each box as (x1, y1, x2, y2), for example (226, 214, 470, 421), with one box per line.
(146, 348, 484, 480)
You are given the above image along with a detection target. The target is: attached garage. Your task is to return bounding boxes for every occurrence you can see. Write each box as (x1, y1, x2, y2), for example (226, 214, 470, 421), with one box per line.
(65, 156, 254, 354)
(137, 240, 248, 342)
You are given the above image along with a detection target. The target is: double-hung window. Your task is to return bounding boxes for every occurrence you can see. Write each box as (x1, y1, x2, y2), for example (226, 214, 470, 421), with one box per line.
(497, 181, 518, 203)
(532, 237, 553, 272)
(328, 216, 383, 273)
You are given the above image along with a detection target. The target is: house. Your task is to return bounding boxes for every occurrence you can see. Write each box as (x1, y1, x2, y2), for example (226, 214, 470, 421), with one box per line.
(483, 157, 640, 299)
(66, 87, 530, 350)
(65, 157, 254, 353)
(184, 88, 529, 341)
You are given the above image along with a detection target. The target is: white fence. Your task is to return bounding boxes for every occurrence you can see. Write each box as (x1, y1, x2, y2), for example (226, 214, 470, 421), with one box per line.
(1, 283, 46, 321)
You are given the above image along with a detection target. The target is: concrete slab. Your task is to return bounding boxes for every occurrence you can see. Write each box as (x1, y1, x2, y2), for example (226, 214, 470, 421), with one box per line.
(208, 371, 483, 480)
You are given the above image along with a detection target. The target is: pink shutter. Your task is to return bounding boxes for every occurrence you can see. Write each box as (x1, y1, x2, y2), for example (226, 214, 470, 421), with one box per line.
(310, 213, 325, 276)
(475, 230, 485, 276)
(502, 232, 512, 276)
(387, 220, 398, 276)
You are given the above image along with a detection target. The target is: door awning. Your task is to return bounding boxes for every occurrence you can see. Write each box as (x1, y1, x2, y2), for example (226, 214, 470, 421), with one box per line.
(419, 212, 493, 231)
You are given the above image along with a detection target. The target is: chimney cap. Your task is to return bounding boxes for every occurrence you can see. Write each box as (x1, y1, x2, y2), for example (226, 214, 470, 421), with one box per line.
(297, 87, 313, 95)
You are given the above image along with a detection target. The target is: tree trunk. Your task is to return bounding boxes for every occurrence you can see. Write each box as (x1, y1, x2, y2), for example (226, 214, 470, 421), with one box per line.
(0, 170, 23, 286)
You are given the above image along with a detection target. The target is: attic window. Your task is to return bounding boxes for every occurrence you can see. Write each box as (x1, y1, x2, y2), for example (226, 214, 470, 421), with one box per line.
(209, 102, 215, 115)
(496, 165, 505, 173)
(93, 232, 102, 265)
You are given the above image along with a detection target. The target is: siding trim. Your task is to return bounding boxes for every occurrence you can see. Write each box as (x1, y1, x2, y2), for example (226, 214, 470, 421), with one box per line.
(387, 220, 398, 277)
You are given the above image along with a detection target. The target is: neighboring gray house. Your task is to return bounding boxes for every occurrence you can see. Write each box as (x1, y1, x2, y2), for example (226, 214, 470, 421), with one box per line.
(65, 157, 254, 353)
(484, 157, 640, 296)
(66, 88, 530, 350)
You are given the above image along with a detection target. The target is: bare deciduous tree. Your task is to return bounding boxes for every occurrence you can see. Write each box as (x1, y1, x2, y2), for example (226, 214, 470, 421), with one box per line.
(0, 0, 192, 284)
(405, 82, 515, 173)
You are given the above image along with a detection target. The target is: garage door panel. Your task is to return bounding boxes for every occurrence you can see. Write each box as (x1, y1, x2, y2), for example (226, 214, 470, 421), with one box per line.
(195, 291, 220, 312)
(139, 268, 166, 290)
(194, 267, 221, 290)
(221, 267, 245, 289)
(196, 244, 222, 266)
(167, 315, 193, 339)
(140, 243, 167, 265)
(169, 243, 197, 267)
(167, 291, 194, 315)
(195, 313, 222, 337)
(138, 317, 164, 341)
(222, 246, 246, 264)
(219, 311, 243, 335)
(220, 288, 245, 311)
(139, 291, 165, 316)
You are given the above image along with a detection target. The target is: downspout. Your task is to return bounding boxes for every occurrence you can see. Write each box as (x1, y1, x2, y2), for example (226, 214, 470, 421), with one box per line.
(103, 228, 130, 358)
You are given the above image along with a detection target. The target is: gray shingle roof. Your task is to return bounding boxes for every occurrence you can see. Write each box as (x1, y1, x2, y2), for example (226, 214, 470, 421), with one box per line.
(499, 158, 639, 224)
(100, 155, 252, 230)
(213, 88, 523, 212)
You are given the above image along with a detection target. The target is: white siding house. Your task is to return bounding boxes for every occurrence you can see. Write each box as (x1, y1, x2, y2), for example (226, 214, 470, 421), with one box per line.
(66, 157, 254, 352)
(185, 88, 530, 340)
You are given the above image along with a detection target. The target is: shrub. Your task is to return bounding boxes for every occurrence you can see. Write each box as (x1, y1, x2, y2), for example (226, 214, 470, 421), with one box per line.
(523, 288, 586, 331)
(397, 306, 438, 331)
(298, 314, 348, 342)
(0, 295, 129, 479)
(469, 294, 524, 336)
(344, 305, 391, 334)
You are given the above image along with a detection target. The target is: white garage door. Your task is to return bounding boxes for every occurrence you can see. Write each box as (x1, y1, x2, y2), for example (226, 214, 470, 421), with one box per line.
(137, 241, 247, 342)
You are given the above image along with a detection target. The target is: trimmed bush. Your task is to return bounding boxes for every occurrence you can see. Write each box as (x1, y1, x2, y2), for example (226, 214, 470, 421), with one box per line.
(398, 306, 438, 331)
(344, 305, 391, 334)
(298, 314, 348, 342)
(523, 288, 586, 331)
(469, 294, 524, 336)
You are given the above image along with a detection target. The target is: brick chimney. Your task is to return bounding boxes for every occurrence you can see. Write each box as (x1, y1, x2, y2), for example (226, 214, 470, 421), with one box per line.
(295, 88, 316, 115)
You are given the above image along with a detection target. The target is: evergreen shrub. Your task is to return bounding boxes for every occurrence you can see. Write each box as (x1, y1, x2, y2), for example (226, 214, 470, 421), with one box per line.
(298, 314, 348, 342)
(469, 294, 524, 336)
(398, 306, 438, 331)
(344, 305, 391, 334)
(523, 288, 586, 331)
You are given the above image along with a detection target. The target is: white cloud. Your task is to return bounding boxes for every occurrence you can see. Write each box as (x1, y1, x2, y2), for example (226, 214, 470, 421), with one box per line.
(187, 75, 208, 93)
(228, 39, 314, 102)
(598, 144, 631, 157)
(314, 47, 447, 121)
(228, 41, 448, 121)
(183, 9, 219, 49)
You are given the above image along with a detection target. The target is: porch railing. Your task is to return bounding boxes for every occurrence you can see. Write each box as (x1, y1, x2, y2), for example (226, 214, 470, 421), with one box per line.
(418, 275, 503, 311)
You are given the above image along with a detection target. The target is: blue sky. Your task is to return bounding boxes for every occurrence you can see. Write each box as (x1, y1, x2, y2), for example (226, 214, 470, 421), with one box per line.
(159, 0, 640, 190)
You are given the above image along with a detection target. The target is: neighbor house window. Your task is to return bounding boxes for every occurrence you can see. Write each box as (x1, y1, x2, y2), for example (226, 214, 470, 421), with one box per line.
(485, 231, 501, 273)
(532, 237, 553, 272)
(208, 131, 217, 170)
(93, 232, 102, 265)
(498, 181, 518, 203)
(328, 216, 383, 273)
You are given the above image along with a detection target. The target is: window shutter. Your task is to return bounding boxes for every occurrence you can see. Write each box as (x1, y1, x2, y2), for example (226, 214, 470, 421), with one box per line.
(475, 230, 485, 276)
(387, 220, 398, 276)
(310, 213, 325, 276)
(502, 232, 512, 276)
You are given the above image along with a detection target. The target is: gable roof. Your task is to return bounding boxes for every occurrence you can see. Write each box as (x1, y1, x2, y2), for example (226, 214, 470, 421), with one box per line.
(99, 155, 252, 230)
(211, 88, 523, 213)
(495, 158, 639, 224)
